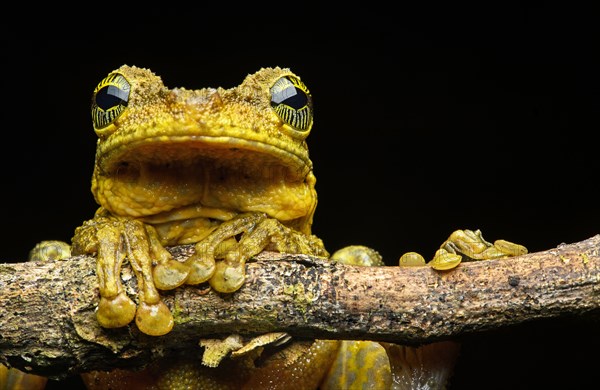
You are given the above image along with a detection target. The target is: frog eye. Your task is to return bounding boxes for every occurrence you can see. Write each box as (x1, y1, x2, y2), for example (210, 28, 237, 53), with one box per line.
(270, 75, 313, 132)
(91, 72, 131, 130)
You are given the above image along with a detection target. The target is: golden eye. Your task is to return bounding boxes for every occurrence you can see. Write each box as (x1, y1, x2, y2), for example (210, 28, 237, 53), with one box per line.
(91, 72, 130, 129)
(270, 75, 313, 132)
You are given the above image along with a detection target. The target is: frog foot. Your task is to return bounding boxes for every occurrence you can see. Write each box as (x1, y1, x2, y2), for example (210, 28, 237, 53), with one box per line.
(429, 229, 528, 270)
(199, 332, 292, 368)
(184, 212, 328, 293)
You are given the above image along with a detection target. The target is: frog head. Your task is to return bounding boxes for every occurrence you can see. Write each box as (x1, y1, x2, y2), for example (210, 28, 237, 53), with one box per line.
(89, 65, 317, 234)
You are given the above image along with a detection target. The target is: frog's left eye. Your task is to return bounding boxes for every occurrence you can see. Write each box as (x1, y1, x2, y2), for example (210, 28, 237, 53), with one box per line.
(270, 75, 313, 132)
(91, 72, 131, 130)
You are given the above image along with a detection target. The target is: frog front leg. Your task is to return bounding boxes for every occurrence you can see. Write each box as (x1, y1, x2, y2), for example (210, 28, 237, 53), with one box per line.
(182, 212, 329, 293)
(73, 215, 185, 336)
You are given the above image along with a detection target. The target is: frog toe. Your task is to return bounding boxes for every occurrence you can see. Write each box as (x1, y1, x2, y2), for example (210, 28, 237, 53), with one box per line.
(429, 249, 463, 271)
(153, 259, 190, 290)
(184, 255, 216, 285)
(399, 251, 426, 267)
(493, 239, 528, 257)
(135, 301, 174, 336)
(97, 292, 137, 329)
(330, 245, 384, 266)
(209, 261, 245, 293)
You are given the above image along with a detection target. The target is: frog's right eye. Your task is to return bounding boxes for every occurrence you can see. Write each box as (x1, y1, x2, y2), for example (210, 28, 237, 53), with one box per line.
(91, 72, 130, 130)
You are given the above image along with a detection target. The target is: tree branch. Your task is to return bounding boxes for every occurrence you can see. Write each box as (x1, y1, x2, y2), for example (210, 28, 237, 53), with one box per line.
(1, 235, 599, 379)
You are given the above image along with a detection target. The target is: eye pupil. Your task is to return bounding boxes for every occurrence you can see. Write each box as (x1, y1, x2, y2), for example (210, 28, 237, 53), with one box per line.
(271, 83, 308, 110)
(96, 85, 129, 110)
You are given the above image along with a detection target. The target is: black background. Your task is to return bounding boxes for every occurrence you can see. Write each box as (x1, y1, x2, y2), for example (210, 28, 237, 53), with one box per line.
(2, 4, 598, 389)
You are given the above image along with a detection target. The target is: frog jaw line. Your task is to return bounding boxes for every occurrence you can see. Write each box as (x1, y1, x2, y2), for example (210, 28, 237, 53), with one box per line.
(96, 134, 312, 180)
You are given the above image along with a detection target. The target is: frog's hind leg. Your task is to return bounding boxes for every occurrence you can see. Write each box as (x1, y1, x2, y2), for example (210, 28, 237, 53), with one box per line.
(429, 229, 527, 270)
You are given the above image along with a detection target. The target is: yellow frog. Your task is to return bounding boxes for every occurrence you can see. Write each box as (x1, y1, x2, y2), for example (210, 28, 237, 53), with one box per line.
(72, 65, 329, 336)
(5, 65, 526, 389)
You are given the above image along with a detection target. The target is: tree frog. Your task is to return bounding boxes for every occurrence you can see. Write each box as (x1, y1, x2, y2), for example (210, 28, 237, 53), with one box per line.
(72, 65, 328, 336)
(13, 65, 525, 389)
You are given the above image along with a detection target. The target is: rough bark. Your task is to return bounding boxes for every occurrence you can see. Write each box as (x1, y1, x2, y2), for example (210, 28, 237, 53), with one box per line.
(1, 235, 599, 379)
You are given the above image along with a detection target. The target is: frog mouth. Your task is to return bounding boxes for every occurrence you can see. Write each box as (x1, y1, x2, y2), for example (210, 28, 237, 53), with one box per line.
(96, 134, 312, 181)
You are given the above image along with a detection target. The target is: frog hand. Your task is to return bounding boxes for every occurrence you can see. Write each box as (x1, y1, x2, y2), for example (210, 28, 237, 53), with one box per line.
(74, 217, 186, 336)
(429, 229, 528, 270)
(183, 212, 328, 293)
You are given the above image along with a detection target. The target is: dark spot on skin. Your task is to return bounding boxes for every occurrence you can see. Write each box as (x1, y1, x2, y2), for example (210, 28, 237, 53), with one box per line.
(508, 275, 520, 287)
